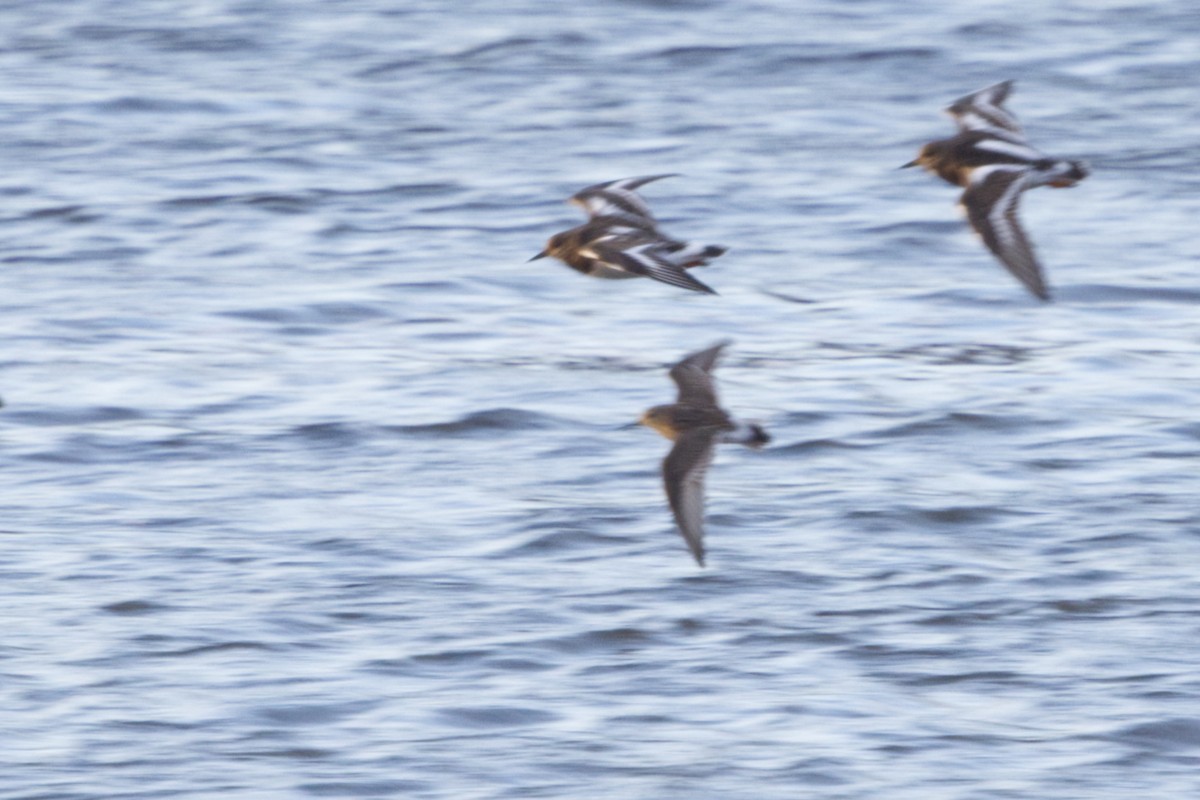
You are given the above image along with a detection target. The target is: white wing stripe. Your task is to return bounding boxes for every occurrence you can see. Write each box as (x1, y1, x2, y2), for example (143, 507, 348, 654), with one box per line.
(967, 163, 1026, 181)
(975, 138, 1044, 161)
(988, 174, 1029, 249)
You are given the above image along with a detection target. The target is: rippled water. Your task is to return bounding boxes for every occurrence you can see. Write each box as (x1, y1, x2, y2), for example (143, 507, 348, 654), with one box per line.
(3, 1, 1200, 798)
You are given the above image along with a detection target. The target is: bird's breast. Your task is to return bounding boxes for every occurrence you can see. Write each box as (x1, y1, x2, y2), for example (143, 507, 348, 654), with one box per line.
(642, 416, 680, 441)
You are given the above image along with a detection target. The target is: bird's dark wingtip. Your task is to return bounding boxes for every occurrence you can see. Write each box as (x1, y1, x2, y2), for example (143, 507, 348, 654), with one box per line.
(685, 281, 719, 296)
(1029, 282, 1053, 302)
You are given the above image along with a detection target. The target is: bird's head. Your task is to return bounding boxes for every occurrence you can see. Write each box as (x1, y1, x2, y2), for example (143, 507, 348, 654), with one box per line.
(529, 231, 570, 262)
(900, 141, 943, 170)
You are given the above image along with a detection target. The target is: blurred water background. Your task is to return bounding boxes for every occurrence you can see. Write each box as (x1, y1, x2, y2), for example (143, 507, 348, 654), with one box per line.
(2, 1, 1199, 798)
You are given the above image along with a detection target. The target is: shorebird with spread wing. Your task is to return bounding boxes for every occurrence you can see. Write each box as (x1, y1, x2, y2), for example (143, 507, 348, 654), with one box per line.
(530, 175, 727, 295)
(903, 81, 1089, 301)
(636, 341, 769, 566)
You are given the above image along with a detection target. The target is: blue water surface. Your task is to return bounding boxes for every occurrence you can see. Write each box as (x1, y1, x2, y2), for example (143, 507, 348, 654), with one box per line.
(2, 1, 1199, 798)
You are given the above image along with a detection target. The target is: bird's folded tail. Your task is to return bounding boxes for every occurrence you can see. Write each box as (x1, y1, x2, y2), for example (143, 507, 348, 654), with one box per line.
(661, 242, 728, 268)
(723, 422, 770, 448)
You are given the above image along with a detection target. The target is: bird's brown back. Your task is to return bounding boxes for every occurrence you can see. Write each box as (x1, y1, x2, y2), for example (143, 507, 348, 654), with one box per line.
(666, 403, 733, 433)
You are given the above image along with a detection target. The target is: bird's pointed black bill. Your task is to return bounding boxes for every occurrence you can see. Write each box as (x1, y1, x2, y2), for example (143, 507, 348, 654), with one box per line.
(528, 250, 548, 262)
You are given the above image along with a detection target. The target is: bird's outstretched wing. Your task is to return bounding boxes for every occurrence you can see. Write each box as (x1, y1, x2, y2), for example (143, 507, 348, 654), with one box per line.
(668, 341, 729, 406)
(662, 428, 718, 567)
(961, 165, 1049, 301)
(586, 238, 718, 294)
(569, 175, 678, 226)
(947, 80, 1025, 140)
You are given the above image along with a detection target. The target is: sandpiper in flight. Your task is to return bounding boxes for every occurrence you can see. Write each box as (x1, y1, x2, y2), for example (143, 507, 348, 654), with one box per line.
(637, 341, 769, 566)
(530, 175, 727, 294)
(903, 80, 1089, 301)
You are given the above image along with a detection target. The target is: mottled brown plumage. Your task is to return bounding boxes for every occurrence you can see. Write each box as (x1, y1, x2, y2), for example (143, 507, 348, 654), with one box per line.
(531, 176, 726, 294)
